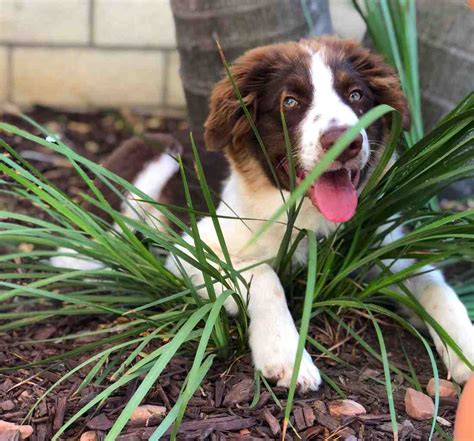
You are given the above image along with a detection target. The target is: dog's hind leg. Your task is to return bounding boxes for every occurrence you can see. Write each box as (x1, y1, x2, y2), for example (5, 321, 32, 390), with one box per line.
(50, 134, 181, 270)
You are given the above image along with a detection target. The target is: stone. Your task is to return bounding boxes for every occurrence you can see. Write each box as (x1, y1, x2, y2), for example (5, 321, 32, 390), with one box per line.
(0, 420, 33, 439)
(0, 430, 20, 441)
(404, 388, 435, 420)
(328, 400, 366, 417)
(426, 378, 458, 398)
(80, 432, 98, 441)
(128, 405, 166, 427)
(436, 416, 452, 427)
(17, 391, 31, 403)
(0, 401, 15, 412)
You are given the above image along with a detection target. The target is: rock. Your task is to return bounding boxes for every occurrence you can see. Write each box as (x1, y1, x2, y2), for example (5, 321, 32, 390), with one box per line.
(0, 420, 33, 439)
(223, 379, 254, 406)
(0, 379, 14, 393)
(436, 416, 452, 427)
(404, 388, 435, 420)
(361, 368, 381, 380)
(0, 430, 20, 441)
(128, 405, 166, 427)
(33, 325, 56, 340)
(426, 378, 458, 398)
(0, 401, 15, 412)
(328, 400, 366, 417)
(17, 391, 31, 404)
(86, 414, 113, 431)
(80, 432, 98, 441)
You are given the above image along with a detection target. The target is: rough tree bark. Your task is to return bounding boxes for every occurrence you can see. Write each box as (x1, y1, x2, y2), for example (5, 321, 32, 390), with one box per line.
(417, 0, 474, 199)
(170, 0, 332, 132)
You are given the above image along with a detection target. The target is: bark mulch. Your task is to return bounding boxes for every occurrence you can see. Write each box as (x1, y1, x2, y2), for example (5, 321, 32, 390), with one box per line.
(0, 107, 458, 440)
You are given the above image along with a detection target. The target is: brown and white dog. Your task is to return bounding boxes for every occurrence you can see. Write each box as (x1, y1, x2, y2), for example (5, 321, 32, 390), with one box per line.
(52, 37, 474, 390)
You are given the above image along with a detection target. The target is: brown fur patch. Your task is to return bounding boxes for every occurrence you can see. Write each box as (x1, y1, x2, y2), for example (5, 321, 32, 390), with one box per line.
(83, 133, 180, 222)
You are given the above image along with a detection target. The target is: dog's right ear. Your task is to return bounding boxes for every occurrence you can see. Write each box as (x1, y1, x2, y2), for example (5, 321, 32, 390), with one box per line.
(204, 58, 257, 151)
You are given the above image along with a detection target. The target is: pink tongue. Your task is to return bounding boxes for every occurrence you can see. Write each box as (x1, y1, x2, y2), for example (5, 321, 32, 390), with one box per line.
(309, 169, 357, 223)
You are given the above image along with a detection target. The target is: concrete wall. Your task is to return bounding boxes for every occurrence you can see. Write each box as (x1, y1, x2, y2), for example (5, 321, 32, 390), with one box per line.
(0, 0, 365, 112)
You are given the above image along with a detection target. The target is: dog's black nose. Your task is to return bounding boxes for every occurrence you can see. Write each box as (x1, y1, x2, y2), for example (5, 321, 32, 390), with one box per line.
(320, 126, 363, 163)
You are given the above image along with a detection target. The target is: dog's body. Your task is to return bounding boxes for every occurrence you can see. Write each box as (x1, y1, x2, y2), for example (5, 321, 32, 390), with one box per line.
(52, 37, 474, 388)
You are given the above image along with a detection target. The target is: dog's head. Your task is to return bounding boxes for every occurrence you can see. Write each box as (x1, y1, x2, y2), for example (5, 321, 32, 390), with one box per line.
(204, 37, 410, 223)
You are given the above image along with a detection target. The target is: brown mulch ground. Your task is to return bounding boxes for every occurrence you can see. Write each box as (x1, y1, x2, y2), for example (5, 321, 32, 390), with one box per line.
(0, 107, 458, 440)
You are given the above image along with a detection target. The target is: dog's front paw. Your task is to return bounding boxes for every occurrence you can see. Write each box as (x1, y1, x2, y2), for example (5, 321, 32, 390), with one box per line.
(250, 329, 321, 392)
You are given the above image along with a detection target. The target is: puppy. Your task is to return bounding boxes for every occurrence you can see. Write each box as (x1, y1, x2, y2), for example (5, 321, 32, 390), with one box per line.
(52, 37, 474, 390)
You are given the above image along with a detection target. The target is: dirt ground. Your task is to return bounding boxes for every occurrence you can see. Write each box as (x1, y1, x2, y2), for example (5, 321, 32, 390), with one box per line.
(0, 107, 459, 440)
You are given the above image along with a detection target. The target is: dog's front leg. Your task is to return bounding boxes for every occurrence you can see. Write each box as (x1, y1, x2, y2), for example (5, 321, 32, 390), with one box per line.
(381, 226, 474, 383)
(167, 254, 321, 391)
(244, 263, 321, 391)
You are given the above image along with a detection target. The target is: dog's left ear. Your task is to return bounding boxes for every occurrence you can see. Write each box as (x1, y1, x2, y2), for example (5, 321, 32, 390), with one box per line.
(204, 73, 256, 151)
(350, 46, 411, 131)
(204, 46, 271, 152)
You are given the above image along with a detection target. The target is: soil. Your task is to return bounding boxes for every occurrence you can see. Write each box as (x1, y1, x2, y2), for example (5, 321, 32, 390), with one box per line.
(0, 107, 459, 440)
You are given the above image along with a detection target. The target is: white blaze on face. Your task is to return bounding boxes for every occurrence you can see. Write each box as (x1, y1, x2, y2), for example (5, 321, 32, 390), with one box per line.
(299, 50, 369, 171)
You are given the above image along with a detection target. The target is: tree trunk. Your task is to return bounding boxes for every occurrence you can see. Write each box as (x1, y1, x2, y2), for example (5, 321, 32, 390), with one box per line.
(417, 0, 474, 130)
(416, 0, 474, 200)
(171, 0, 332, 132)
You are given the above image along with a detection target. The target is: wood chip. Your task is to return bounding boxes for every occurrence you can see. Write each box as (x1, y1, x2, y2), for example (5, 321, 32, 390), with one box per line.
(156, 384, 172, 410)
(116, 434, 141, 441)
(357, 414, 391, 423)
(262, 408, 280, 436)
(302, 404, 315, 427)
(293, 407, 307, 431)
(312, 400, 327, 414)
(132, 415, 257, 437)
(86, 414, 113, 431)
(52, 396, 67, 432)
(404, 388, 434, 420)
(426, 378, 458, 398)
(328, 400, 366, 417)
(34, 425, 48, 441)
(214, 380, 225, 408)
(223, 379, 254, 407)
(399, 419, 415, 438)
(314, 411, 353, 434)
(302, 426, 323, 438)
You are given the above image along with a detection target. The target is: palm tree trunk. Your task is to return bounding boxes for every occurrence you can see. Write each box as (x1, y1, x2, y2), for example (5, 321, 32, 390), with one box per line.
(171, 0, 332, 132)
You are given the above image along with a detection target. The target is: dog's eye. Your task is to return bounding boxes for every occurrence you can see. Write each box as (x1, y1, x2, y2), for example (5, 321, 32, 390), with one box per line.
(283, 96, 299, 109)
(349, 90, 363, 102)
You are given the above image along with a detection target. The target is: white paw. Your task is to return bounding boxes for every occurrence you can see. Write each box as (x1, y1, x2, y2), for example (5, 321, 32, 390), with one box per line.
(49, 247, 104, 270)
(434, 324, 474, 384)
(250, 323, 321, 392)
